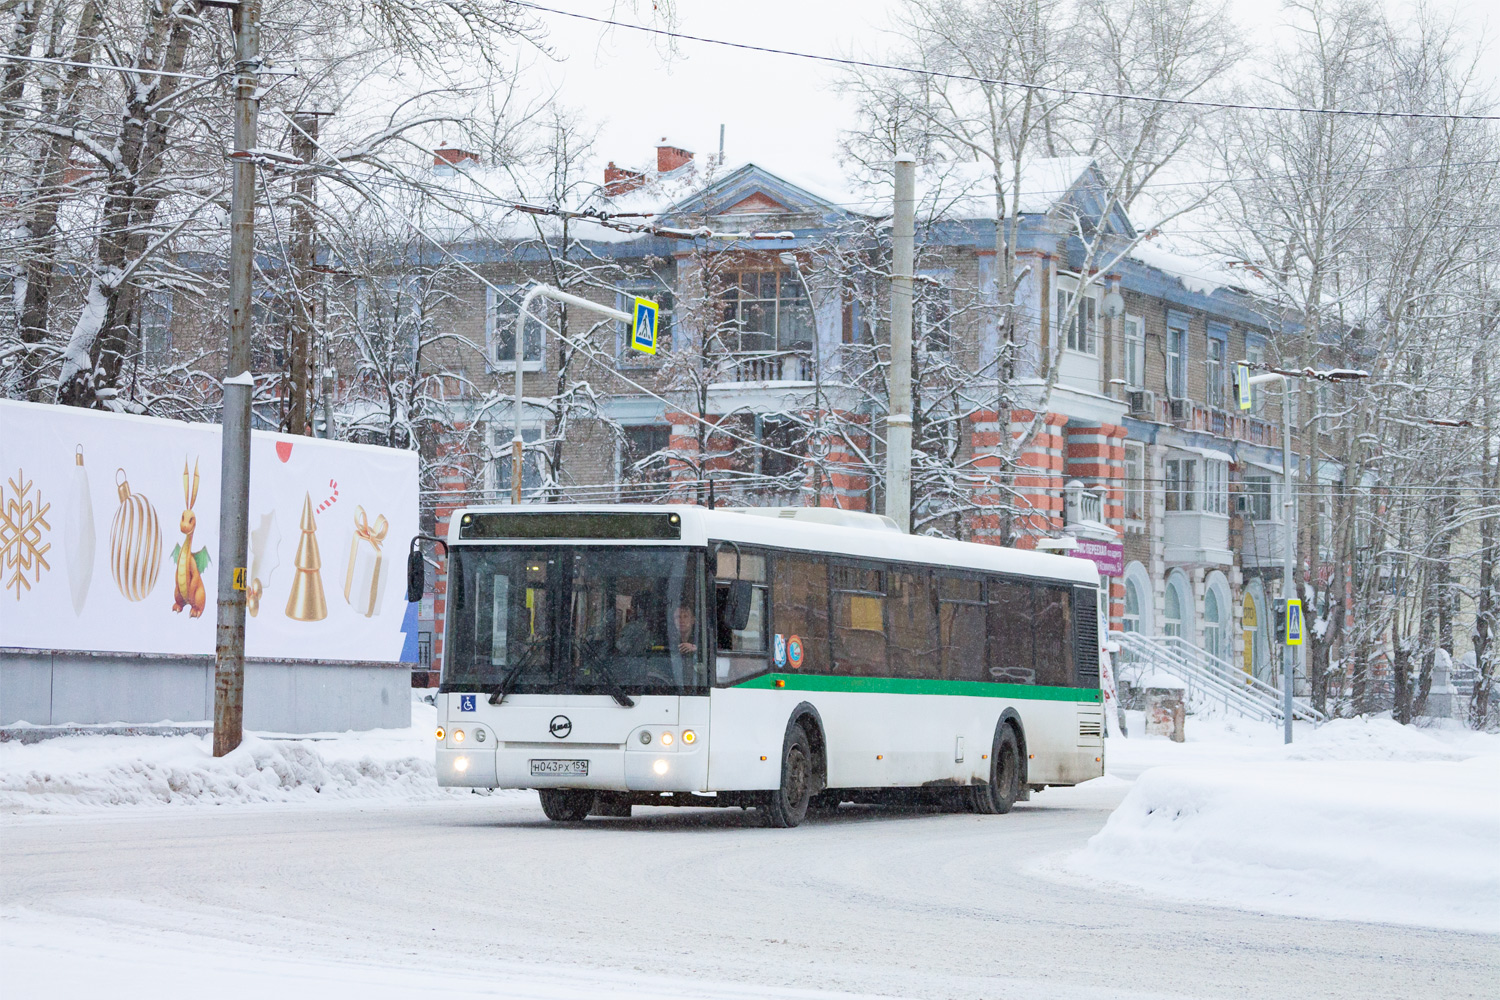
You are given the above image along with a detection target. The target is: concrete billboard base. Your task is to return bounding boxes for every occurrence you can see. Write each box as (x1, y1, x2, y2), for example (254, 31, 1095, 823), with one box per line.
(0, 648, 411, 733)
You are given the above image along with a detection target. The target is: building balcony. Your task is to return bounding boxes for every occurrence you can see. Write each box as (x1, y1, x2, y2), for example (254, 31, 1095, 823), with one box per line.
(719, 350, 812, 384)
(1241, 519, 1290, 569)
(1164, 510, 1232, 566)
(1157, 398, 1277, 446)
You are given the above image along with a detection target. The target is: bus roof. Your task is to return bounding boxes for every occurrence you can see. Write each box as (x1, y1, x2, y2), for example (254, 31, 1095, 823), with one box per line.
(446, 504, 1101, 588)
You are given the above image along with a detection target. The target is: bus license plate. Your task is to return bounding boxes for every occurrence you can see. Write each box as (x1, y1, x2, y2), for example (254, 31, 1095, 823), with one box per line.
(530, 759, 589, 777)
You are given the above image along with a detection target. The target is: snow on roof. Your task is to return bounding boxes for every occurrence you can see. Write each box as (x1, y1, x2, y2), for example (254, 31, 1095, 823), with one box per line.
(918, 156, 1095, 219)
(1127, 236, 1245, 297)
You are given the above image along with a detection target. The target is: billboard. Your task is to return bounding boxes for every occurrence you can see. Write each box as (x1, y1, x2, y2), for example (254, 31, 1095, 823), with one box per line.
(0, 400, 418, 661)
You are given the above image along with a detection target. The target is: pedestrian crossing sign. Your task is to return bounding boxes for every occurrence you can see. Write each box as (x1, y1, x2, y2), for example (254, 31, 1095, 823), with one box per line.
(1285, 599, 1304, 646)
(1236, 363, 1252, 410)
(631, 296, 659, 355)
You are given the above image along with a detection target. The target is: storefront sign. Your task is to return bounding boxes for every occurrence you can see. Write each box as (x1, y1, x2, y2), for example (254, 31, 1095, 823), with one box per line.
(1071, 538, 1124, 576)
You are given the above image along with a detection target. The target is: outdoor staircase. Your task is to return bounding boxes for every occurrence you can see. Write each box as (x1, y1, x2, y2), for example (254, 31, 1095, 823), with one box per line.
(1112, 630, 1328, 726)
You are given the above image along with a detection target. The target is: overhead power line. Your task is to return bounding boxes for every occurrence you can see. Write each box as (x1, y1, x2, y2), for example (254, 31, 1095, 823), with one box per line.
(0, 51, 217, 81)
(511, 1, 1500, 123)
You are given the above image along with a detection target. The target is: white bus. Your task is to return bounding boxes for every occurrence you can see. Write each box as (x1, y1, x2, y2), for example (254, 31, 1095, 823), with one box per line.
(419, 504, 1104, 826)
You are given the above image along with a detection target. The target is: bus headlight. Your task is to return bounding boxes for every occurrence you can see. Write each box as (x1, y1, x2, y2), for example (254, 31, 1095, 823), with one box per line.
(652, 759, 669, 775)
(453, 729, 465, 743)
(435, 727, 445, 741)
(681, 730, 695, 744)
(454, 756, 469, 772)
(660, 731, 674, 746)
(639, 731, 653, 745)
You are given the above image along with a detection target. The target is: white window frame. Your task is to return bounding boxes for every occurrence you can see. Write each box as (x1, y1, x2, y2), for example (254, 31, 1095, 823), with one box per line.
(1166, 317, 1189, 398)
(1238, 474, 1274, 522)
(486, 285, 547, 372)
(617, 422, 673, 484)
(491, 425, 545, 497)
(1245, 336, 1266, 413)
(1055, 276, 1099, 357)
(1124, 442, 1146, 524)
(1205, 331, 1227, 409)
(1165, 457, 1197, 512)
(1204, 458, 1229, 515)
(1123, 314, 1145, 389)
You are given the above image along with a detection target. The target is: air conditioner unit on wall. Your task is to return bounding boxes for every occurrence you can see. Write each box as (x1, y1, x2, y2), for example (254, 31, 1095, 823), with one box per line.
(1168, 397, 1190, 422)
(1127, 389, 1155, 417)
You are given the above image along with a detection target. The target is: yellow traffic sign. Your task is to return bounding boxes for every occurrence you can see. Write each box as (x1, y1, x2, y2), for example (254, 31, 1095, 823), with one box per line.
(1285, 598, 1304, 645)
(631, 297, 659, 355)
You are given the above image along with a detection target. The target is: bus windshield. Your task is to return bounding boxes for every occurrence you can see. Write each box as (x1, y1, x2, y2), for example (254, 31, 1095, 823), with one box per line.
(442, 546, 707, 696)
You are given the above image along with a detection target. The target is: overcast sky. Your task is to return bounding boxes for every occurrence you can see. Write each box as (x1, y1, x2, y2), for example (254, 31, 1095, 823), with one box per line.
(507, 0, 1497, 194)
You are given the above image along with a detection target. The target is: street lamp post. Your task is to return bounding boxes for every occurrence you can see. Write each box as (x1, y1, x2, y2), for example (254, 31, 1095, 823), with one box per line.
(1241, 364, 1368, 743)
(510, 284, 636, 503)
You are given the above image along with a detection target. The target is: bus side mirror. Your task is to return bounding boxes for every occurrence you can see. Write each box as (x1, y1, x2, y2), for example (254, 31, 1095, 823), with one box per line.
(406, 543, 425, 604)
(719, 580, 753, 632)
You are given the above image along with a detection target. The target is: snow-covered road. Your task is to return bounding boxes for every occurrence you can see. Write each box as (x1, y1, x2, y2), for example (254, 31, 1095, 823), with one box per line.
(3, 778, 1494, 1000)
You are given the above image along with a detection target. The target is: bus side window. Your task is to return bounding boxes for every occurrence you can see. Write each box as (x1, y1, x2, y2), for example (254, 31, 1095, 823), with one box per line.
(831, 563, 886, 676)
(938, 575, 986, 681)
(714, 547, 768, 683)
(771, 552, 829, 671)
(987, 579, 1036, 684)
(1033, 585, 1074, 687)
(889, 569, 939, 679)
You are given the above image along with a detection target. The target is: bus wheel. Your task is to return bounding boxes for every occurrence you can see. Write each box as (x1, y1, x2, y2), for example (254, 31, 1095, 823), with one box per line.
(538, 789, 594, 822)
(970, 726, 1021, 815)
(761, 722, 813, 828)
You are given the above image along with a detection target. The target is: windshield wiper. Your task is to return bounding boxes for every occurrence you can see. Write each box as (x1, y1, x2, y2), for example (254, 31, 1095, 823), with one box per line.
(576, 640, 635, 707)
(488, 644, 545, 705)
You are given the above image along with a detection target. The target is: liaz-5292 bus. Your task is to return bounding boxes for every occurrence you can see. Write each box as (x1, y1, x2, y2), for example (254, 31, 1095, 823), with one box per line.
(410, 504, 1104, 827)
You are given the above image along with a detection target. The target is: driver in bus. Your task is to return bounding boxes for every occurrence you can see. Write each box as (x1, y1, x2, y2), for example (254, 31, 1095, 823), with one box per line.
(672, 603, 697, 655)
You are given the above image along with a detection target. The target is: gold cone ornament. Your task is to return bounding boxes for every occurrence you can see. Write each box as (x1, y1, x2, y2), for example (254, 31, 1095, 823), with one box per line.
(284, 493, 327, 622)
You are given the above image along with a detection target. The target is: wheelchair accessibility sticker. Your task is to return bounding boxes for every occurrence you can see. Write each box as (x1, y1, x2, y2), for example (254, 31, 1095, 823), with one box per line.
(459, 694, 477, 712)
(773, 633, 787, 668)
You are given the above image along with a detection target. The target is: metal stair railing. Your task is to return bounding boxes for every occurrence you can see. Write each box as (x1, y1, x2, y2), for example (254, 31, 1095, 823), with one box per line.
(1115, 631, 1279, 723)
(1113, 630, 1327, 725)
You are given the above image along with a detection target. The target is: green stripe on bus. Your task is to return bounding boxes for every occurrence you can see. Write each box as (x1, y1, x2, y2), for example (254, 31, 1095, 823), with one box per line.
(734, 673, 1102, 702)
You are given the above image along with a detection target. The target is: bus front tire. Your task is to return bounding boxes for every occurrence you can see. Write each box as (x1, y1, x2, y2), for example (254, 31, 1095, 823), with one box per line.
(538, 788, 594, 822)
(761, 722, 813, 828)
(969, 726, 1021, 815)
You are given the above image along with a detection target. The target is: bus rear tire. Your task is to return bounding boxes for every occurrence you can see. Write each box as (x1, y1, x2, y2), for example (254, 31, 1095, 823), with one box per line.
(761, 722, 813, 828)
(969, 726, 1021, 815)
(538, 788, 594, 822)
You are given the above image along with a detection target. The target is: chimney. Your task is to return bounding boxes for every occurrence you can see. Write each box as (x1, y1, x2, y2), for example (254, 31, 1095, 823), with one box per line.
(604, 160, 647, 196)
(433, 147, 479, 168)
(656, 138, 693, 174)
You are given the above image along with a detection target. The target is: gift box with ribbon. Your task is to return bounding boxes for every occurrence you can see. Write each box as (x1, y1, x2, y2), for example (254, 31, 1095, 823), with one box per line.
(343, 506, 388, 618)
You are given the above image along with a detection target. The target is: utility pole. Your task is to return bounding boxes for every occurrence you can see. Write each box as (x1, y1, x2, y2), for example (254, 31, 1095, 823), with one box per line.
(887, 153, 915, 533)
(211, 0, 260, 757)
(1280, 381, 1296, 744)
(287, 111, 327, 437)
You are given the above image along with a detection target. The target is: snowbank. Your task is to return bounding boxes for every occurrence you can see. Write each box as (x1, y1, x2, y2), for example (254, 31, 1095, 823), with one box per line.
(1077, 719, 1500, 932)
(0, 699, 454, 814)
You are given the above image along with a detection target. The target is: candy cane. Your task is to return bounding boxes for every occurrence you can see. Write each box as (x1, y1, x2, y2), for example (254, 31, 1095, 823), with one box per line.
(317, 478, 339, 514)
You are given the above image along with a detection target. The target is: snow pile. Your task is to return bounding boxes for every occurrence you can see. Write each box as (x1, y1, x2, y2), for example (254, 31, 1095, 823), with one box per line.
(0, 699, 451, 814)
(1077, 720, 1500, 932)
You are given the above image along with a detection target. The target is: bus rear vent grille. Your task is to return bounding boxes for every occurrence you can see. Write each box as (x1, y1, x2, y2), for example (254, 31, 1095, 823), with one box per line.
(1079, 719, 1103, 739)
(1073, 587, 1100, 686)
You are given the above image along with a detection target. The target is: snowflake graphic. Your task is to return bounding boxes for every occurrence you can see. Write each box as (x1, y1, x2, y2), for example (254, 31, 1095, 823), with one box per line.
(1, 469, 51, 600)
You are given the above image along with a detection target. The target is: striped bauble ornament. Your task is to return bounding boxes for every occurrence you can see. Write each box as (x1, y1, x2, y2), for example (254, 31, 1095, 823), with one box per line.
(110, 468, 162, 601)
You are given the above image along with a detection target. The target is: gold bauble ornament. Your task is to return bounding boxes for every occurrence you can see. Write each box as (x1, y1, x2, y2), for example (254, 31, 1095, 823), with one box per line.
(110, 467, 161, 602)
